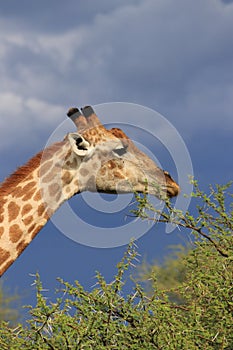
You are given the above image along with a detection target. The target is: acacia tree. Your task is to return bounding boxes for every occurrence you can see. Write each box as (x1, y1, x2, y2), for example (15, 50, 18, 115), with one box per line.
(0, 180, 232, 349)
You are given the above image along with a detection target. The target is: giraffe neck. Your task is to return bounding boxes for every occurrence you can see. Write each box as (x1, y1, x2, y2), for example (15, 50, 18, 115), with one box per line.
(0, 141, 80, 277)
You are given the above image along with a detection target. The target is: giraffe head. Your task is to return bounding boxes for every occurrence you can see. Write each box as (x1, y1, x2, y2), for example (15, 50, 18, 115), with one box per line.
(0, 104, 180, 277)
(63, 106, 179, 198)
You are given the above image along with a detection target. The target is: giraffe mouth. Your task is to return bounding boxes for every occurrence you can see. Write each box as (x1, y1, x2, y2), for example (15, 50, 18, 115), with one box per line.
(165, 184, 180, 198)
(148, 183, 180, 199)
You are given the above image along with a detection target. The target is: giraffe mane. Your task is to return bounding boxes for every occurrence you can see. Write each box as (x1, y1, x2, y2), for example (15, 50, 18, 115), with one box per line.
(0, 142, 64, 198)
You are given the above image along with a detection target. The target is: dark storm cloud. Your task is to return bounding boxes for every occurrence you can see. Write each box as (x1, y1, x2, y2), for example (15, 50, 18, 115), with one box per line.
(222, 0, 233, 4)
(0, 0, 233, 151)
(0, 0, 136, 32)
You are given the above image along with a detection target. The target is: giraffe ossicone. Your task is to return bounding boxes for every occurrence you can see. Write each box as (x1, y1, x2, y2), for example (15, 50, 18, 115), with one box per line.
(0, 106, 179, 277)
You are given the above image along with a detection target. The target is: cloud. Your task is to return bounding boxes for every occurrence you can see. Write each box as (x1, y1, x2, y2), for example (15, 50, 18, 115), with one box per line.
(0, 1, 130, 32)
(0, 0, 233, 154)
(0, 92, 64, 150)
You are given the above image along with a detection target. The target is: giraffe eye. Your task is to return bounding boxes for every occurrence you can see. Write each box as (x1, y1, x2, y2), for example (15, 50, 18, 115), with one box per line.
(113, 146, 128, 156)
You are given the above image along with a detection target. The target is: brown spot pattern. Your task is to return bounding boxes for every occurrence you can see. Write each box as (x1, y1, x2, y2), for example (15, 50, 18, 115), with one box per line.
(67, 158, 77, 168)
(33, 189, 41, 201)
(8, 202, 20, 221)
(13, 186, 24, 198)
(0, 259, 14, 276)
(28, 223, 36, 233)
(0, 227, 4, 238)
(108, 160, 116, 169)
(85, 175, 96, 190)
(23, 215, 34, 225)
(79, 168, 89, 177)
(64, 150, 72, 161)
(9, 224, 23, 243)
(62, 171, 72, 185)
(0, 141, 64, 198)
(48, 183, 60, 197)
(45, 208, 53, 219)
(22, 204, 33, 216)
(12, 182, 37, 199)
(40, 160, 53, 176)
(22, 181, 36, 192)
(56, 192, 62, 202)
(37, 204, 45, 217)
(0, 248, 10, 266)
(31, 225, 43, 239)
(16, 240, 28, 254)
(0, 199, 6, 217)
(0, 198, 7, 207)
(42, 170, 57, 183)
(22, 190, 36, 201)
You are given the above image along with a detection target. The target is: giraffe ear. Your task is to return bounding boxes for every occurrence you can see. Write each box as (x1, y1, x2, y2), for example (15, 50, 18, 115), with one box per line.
(67, 133, 93, 157)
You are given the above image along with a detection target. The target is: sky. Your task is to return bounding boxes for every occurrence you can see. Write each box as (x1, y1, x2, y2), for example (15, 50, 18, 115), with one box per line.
(0, 0, 233, 320)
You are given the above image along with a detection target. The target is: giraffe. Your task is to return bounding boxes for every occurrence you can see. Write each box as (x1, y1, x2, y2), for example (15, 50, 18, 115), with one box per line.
(0, 106, 179, 277)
